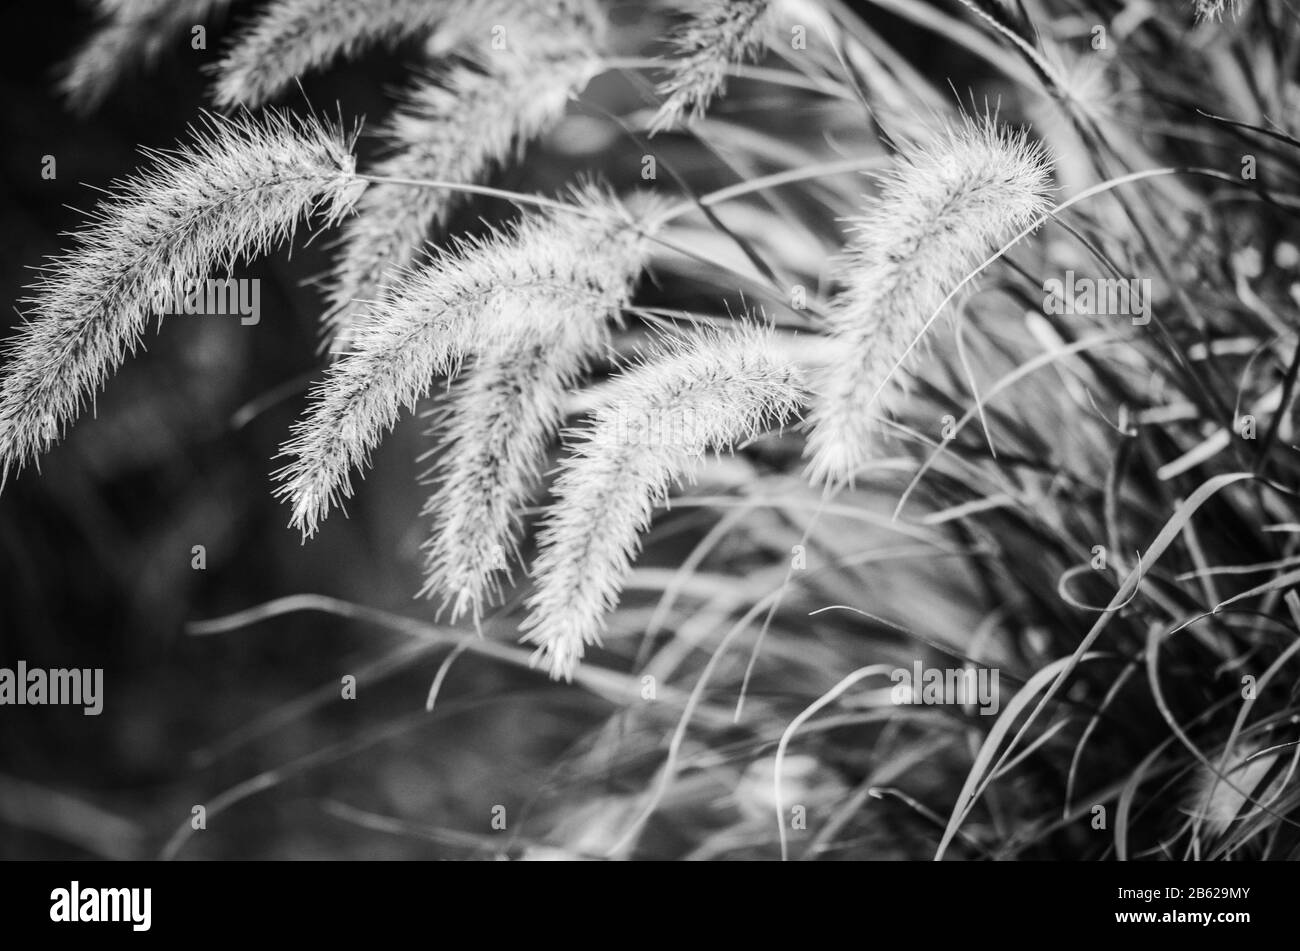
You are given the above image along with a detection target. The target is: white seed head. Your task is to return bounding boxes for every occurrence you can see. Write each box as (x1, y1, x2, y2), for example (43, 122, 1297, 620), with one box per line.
(213, 0, 458, 108)
(651, 0, 777, 134)
(276, 186, 660, 539)
(417, 189, 660, 622)
(805, 116, 1052, 487)
(326, 2, 606, 347)
(521, 325, 806, 680)
(0, 112, 361, 486)
(61, 0, 234, 112)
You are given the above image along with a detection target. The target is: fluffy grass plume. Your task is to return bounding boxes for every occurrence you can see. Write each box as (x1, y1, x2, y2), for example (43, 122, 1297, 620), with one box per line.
(1193, 0, 1239, 21)
(651, 0, 778, 134)
(213, 0, 467, 107)
(418, 333, 599, 623)
(804, 116, 1052, 486)
(326, 3, 606, 345)
(276, 186, 655, 539)
(520, 326, 806, 680)
(0, 112, 362, 486)
(417, 193, 660, 623)
(61, 0, 233, 111)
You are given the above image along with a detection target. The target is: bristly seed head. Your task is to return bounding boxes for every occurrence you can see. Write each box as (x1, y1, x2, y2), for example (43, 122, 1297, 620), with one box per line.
(0, 111, 362, 488)
(275, 185, 663, 540)
(416, 186, 661, 624)
(520, 324, 806, 680)
(1192, 0, 1240, 22)
(213, 0, 456, 108)
(60, 0, 234, 112)
(804, 115, 1052, 487)
(651, 0, 778, 135)
(325, 0, 607, 349)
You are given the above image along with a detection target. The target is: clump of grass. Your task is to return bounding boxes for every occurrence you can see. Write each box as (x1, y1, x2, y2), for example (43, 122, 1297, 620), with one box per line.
(0, 111, 362, 485)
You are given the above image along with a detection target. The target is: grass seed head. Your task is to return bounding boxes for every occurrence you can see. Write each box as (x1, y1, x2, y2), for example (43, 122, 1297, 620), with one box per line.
(805, 115, 1052, 487)
(0, 111, 361, 487)
(521, 324, 806, 680)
